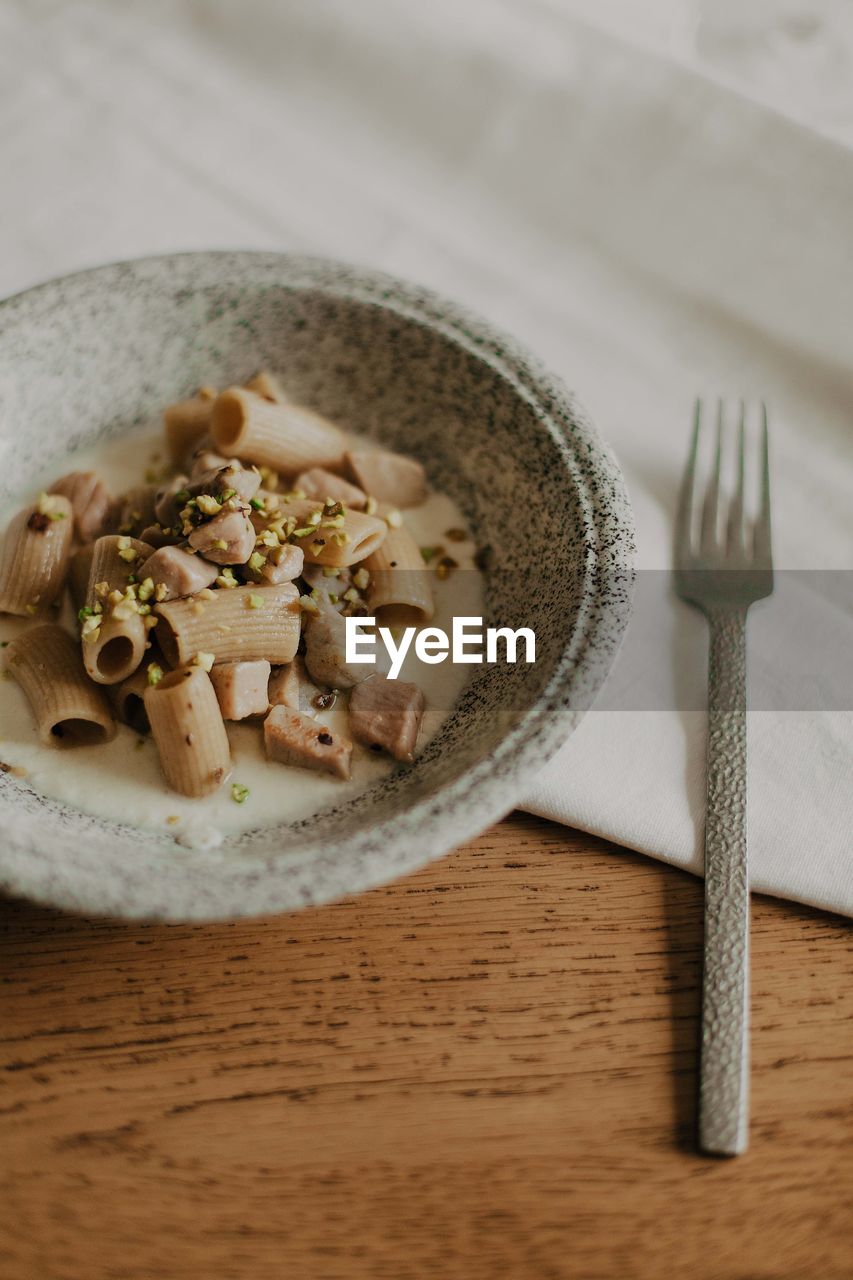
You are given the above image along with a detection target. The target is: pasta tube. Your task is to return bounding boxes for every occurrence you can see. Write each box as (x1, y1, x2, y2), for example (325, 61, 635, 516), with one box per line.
(82, 534, 154, 685)
(115, 485, 158, 537)
(211, 388, 347, 475)
(6, 624, 116, 747)
(254, 497, 386, 568)
(155, 583, 301, 668)
(364, 523, 434, 626)
(163, 387, 217, 466)
(109, 663, 159, 735)
(68, 545, 94, 612)
(0, 494, 73, 618)
(49, 471, 112, 541)
(144, 665, 231, 797)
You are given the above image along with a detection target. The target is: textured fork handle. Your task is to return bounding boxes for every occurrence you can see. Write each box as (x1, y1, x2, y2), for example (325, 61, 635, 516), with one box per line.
(700, 606, 749, 1156)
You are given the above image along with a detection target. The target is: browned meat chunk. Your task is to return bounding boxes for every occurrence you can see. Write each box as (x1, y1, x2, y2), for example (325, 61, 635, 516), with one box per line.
(153, 473, 190, 527)
(264, 705, 352, 779)
(190, 440, 229, 477)
(210, 660, 271, 719)
(346, 450, 427, 507)
(138, 523, 182, 548)
(294, 467, 367, 510)
(189, 462, 261, 503)
(348, 675, 425, 762)
(303, 601, 388, 688)
(49, 471, 112, 542)
(261, 543, 304, 584)
(188, 508, 255, 564)
(268, 655, 319, 716)
(138, 545, 218, 600)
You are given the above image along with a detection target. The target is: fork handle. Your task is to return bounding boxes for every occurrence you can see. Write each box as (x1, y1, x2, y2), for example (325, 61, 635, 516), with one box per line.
(700, 605, 749, 1156)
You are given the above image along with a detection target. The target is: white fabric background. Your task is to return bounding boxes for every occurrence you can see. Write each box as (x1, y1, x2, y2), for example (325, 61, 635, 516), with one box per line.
(1, 0, 851, 913)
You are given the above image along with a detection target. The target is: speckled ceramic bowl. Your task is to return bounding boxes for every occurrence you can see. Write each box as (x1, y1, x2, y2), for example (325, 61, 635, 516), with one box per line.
(0, 252, 633, 920)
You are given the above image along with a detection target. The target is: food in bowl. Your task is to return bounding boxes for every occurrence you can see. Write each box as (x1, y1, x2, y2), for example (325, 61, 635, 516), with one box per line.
(0, 371, 484, 844)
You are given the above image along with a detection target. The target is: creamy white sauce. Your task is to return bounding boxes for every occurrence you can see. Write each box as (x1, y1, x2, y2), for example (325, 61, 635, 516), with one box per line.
(0, 426, 483, 840)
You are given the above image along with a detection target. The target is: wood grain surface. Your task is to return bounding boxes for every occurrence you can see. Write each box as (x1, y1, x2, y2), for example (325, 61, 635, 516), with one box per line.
(0, 813, 850, 1280)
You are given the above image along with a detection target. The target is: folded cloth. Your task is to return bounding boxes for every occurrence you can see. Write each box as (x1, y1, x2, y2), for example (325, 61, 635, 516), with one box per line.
(1, 0, 850, 913)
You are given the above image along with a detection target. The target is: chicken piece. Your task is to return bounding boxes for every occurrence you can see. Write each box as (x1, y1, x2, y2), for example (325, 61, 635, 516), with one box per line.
(189, 440, 229, 478)
(303, 601, 387, 689)
(268, 655, 321, 716)
(138, 545, 218, 601)
(139, 523, 182, 548)
(153, 473, 190, 527)
(188, 507, 255, 564)
(348, 676, 425, 763)
(49, 471, 112, 542)
(210, 660, 271, 720)
(264, 705, 352, 779)
(189, 462, 261, 504)
(260, 543, 304, 585)
(294, 467, 367, 510)
(300, 563, 352, 608)
(346, 450, 427, 507)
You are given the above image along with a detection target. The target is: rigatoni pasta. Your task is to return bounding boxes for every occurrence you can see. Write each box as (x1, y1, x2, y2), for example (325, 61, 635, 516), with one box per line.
(144, 665, 231, 797)
(81, 534, 154, 684)
(6, 624, 116, 746)
(254, 496, 386, 568)
(0, 367, 480, 814)
(155, 583, 301, 668)
(163, 387, 217, 465)
(211, 388, 347, 474)
(364, 523, 434, 626)
(0, 493, 73, 618)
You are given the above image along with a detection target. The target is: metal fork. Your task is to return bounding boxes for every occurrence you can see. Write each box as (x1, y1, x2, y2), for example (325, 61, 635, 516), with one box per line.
(674, 399, 773, 1157)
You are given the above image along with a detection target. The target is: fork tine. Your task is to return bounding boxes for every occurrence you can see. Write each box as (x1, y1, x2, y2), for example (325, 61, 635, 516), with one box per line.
(753, 402, 772, 562)
(726, 400, 746, 553)
(675, 398, 701, 561)
(700, 398, 723, 552)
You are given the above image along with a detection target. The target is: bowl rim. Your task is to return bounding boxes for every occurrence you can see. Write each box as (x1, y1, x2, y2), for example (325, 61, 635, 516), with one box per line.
(0, 250, 635, 919)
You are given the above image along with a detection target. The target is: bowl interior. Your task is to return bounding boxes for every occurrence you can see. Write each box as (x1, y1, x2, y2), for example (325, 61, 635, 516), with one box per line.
(0, 254, 633, 916)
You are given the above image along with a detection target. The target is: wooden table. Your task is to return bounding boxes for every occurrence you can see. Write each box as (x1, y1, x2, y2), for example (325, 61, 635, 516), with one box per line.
(0, 813, 850, 1280)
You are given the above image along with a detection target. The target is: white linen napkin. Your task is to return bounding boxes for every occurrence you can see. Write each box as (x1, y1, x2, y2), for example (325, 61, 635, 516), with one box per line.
(1, 0, 850, 914)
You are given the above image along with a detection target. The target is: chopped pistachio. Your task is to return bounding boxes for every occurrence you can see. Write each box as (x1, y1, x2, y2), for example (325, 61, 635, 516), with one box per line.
(420, 545, 442, 564)
(137, 577, 155, 602)
(250, 497, 266, 512)
(197, 587, 215, 600)
(248, 594, 264, 609)
(211, 538, 228, 551)
(384, 508, 403, 528)
(216, 568, 237, 589)
(299, 594, 319, 614)
(193, 651, 215, 672)
(196, 493, 222, 516)
(364, 495, 378, 515)
(248, 551, 266, 572)
(24, 603, 38, 616)
(154, 582, 168, 602)
(147, 663, 164, 686)
(352, 568, 370, 590)
(342, 587, 359, 603)
(231, 783, 250, 805)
